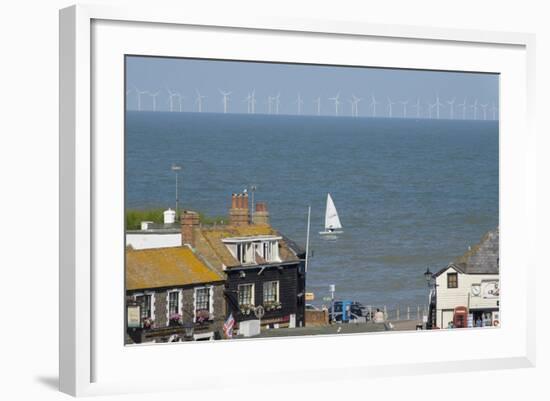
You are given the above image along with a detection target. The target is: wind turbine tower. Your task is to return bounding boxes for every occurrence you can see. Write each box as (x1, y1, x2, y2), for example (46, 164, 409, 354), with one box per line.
(491, 103, 498, 120)
(447, 97, 456, 120)
(434, 94, 443, 120)
(195, 90, 206, 113)
(351, 95, 362, 117)
(458, 98, 467, 120)
(244, 92, 252, 114)
(400, 99, 409, 118)
(314, 97, 321, 116)
(370, 94, 379, 117)
(480, 103, 488, 120)
(329, 93, 340, 116)
(148, 91, 160, 112)
(413, 98, 421, 119)
(295, 93, 304, 115)
(274, 93, 280, 115)
(219, 90, 231, 114)
(166, 88, 179, 112)
(387, 97, 396, 118)
(471, 99, 479, 120)
(134, 86, 148, 111)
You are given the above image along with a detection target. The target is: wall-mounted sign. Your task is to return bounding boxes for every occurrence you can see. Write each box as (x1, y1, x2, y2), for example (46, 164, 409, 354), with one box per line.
(482, 280, 499, 299)
(305, 292, 315, 301)
(127, 305, 141, 328)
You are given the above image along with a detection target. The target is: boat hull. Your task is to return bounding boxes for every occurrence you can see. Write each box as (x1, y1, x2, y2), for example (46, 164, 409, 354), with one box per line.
(319, 230, 343, 235)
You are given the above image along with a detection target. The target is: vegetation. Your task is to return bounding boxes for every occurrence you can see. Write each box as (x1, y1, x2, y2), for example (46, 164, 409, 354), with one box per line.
(126, 208, 226, 230)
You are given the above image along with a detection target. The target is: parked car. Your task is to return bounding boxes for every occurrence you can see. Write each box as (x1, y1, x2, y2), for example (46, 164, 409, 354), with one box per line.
(305, 304, 319, 311)
(328, 301, 370, 323)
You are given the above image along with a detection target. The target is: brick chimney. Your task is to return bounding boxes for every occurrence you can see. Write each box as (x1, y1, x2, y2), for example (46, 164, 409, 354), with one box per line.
(181, 210, 200, 247)
(229, 192, 249, 226)
(253, 202, 270, 225)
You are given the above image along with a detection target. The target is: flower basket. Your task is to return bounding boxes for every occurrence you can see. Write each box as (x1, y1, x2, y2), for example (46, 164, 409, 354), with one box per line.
(169, 313, 182, 326)
(196, 309, 211, 323)
(143, 317, 154, 329)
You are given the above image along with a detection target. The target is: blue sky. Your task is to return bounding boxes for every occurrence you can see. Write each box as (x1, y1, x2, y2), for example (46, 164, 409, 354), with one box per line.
(126, 56, 499, 120)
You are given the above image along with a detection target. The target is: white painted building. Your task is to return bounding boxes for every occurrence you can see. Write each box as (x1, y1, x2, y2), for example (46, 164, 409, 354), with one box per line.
(429, 228, 499, 329)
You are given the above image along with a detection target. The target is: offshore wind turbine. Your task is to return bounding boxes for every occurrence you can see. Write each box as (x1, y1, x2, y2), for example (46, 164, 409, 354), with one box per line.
(195, 90, 206, 113)
(294, 93, 304, 115)
(458, 98, 467, 120)
(428, 102, 435, 119)
(434, 94, 443, 119)
(148, 91, 160, 112)
(329, 93, 340, 116)
(274, 93, 280, 115)
(491, 103, 498, 120)
(351, 95, 362, 117)
(399, 99, 409, 118)
(219, 90, 231, 114)
(471, 99, 479, 120)
(244, 92, 252, 114)
(166, 88, 179, 112)
(480, 103, 488, 120)
(370, 94, 379, 117)
(176, 93, 185, 112)
(314, 97, 321, 116)
(387, 97, 396, 118)
(266, 96, 274, 114)
(447, 97, 456, 120)
(251, 89, 257, 114)
(133, 86, 148, 111)
(412, 98, 421, 119)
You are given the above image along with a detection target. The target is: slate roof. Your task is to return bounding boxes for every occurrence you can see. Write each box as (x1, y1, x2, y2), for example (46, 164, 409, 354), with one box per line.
(193, 224, 301, 273)
(126, 246, 224, 291)
(435, 227, 499, 276)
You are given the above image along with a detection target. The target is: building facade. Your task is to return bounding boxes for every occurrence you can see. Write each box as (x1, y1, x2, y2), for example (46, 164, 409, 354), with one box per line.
(429, 228, 500, 329)
(182, 192, 307, 332)
(125, 246, 226, 343)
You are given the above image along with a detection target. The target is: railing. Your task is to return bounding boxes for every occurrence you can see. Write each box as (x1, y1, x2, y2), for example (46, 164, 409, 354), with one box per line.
(363, 304, 429, 322)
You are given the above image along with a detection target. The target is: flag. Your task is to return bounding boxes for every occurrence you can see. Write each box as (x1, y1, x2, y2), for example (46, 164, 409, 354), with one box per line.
(223, 313, 235, 339)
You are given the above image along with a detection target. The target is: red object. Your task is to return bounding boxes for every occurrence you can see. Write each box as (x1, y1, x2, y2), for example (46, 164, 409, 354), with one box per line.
(453, 306, 468, 328)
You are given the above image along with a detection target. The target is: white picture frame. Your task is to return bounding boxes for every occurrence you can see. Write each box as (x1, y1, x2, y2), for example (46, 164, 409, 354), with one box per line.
(59, 4, 536, 397)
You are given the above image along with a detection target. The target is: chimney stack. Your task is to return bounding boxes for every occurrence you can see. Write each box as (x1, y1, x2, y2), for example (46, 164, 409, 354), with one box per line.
(229, 192, 249, 226)
(253, 202, 270, 225)
(181, 210, 200, 247)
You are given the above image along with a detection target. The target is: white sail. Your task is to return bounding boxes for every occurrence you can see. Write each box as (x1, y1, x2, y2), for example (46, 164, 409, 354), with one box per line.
(325, 193, 342, 230)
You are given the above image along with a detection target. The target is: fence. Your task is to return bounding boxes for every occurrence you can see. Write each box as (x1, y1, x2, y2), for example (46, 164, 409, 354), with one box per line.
(364, 304, 429, 322)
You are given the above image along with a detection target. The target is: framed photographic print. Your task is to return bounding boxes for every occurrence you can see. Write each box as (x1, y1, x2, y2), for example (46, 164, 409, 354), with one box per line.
(59, 4, 536, 396)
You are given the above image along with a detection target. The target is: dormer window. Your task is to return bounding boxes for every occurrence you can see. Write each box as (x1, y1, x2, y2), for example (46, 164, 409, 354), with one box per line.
(223, 235, 282, 265)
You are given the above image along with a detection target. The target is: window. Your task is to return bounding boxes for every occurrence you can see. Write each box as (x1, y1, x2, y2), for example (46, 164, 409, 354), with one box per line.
(263, 281, 279, 303)
(168, 291, 179, 315)
(447, 272, 458, 288)
(195, 287, 210, 312)
(135, 294, 152, 319)
(238, 283, 254, 306)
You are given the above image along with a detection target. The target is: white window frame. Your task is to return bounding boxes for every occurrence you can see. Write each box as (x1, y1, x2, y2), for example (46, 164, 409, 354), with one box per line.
(166, 289, 183, 325)
(238, 283, 255, 306)
(263, 280, 280, 303)
(193, 286, 214, 321)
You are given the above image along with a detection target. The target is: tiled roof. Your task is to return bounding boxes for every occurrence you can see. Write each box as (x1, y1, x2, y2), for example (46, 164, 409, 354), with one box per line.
(126, 246, 224, 291)
(435, 227, 499, 276)
(193, 224, 300, 272)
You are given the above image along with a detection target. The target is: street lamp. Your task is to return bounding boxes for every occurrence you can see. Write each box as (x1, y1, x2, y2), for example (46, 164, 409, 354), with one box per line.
(424, 267, 433, 329)
(171, 164, 182, 219)
(250, 184, 257, 214)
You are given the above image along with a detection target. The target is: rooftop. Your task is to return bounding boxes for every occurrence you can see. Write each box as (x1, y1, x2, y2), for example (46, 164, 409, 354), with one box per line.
(193, 224, 301, 273)
(126, 246, 224, 291)
(436, 227, 499, 276)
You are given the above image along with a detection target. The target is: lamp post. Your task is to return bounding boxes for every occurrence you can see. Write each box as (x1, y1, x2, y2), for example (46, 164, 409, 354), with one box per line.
(171, 164, 182, 220)
(424, 267, 433, 329)
(250, 184, 257, 215)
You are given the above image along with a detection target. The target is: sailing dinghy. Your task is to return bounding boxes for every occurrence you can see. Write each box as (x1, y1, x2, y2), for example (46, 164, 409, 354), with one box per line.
(320, 193, 343, 235)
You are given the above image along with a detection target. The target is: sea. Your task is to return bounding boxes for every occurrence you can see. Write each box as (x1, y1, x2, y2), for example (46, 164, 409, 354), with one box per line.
(126, 111, 499, 309)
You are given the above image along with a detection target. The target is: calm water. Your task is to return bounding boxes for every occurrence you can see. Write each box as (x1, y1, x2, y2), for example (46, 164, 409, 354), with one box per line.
(126, 111, 499, 308)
